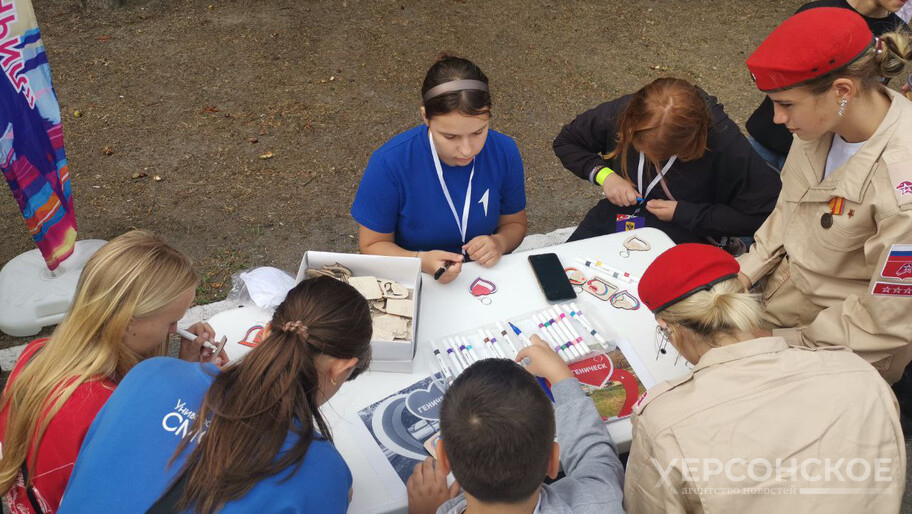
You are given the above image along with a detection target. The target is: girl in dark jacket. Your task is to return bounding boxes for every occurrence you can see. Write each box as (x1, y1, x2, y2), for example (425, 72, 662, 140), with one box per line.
(553, 77, 781, 248)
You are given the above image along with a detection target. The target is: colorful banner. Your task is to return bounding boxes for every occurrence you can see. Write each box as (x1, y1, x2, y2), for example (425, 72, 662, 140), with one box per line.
(0, 0, 76, 270)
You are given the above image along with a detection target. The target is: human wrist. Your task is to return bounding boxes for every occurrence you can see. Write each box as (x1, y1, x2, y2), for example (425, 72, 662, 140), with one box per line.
(594, 166, 615, 186)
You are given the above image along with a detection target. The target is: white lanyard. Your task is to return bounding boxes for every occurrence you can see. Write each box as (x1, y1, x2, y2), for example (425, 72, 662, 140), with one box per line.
(428, 130, 474, 244)
(637, 152, 677, 199)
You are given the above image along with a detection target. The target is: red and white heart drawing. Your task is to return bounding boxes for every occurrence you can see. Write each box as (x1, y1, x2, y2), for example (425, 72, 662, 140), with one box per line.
(469, 277, 497, 297)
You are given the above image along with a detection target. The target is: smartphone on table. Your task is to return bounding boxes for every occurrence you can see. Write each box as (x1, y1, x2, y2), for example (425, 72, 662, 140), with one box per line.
(528, 253, 576, 302)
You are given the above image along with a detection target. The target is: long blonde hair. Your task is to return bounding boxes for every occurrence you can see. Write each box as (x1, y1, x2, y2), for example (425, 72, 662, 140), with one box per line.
(657, 277, 762, 345)
(0, 230, 197, 492)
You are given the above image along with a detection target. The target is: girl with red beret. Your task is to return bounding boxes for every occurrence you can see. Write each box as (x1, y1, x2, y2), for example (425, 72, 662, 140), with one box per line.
(737, 8, 912, 385)
(625, 243, 904, 513)
(745, 0, 909, 171)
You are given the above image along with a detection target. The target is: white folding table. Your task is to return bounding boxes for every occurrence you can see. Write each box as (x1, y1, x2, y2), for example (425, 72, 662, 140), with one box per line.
(208, 228, 689, 514)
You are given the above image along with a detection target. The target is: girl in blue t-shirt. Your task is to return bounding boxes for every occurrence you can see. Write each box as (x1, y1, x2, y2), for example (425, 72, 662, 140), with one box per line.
(59, 277, 373, 513)
(351, 54, 527, 284)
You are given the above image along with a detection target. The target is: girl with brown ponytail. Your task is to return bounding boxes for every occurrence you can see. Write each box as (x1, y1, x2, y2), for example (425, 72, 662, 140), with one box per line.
(59, 276, 373, 514)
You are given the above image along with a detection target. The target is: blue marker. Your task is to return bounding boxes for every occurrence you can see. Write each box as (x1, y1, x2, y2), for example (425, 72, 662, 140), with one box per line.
(508, 322, 532, 347)
(508, 322, 555, 402)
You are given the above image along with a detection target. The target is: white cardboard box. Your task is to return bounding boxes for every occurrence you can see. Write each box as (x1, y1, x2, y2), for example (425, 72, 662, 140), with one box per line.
(295, 251, 422, 367)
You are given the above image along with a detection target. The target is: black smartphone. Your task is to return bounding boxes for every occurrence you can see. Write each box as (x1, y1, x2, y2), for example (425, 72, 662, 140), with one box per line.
(528, 253, 576, 302)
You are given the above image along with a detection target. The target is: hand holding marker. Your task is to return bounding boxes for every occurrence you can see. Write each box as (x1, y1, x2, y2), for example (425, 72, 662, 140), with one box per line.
(176, 327, 228, 364)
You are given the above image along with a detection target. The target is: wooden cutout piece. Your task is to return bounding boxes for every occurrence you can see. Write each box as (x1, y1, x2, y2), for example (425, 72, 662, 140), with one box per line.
(379, 279, 409, 299)
(370, 300, 387, 313)
(385, 298, 414, 318)
(585, 277, 618, 301)
(624, 236, 651, 252)
(610, 290, 641, 310)
(374, 314, 409, 341)
(349, 276, 383, 300)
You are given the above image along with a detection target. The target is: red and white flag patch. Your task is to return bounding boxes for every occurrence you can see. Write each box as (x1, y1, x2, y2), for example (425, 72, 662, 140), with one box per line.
(881, 244, 912, 281)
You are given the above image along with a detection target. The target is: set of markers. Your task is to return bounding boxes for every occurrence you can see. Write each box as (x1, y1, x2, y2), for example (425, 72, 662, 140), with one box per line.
(430, 302, 611, 383)
(575, 257, 640, 284)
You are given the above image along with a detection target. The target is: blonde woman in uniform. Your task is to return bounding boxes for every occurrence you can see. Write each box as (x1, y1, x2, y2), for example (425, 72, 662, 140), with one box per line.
(624, 243, 904, 513)
(737, 9, 912, 386)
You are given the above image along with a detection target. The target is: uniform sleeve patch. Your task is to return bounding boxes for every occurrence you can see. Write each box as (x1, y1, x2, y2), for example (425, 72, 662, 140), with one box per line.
(888, 159, 912, 207)
(880, 244, 912, 280)
(871, 282, 912, 297)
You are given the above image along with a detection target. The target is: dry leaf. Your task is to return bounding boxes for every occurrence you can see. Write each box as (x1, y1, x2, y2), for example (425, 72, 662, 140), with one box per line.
(259, 151, 274, 160)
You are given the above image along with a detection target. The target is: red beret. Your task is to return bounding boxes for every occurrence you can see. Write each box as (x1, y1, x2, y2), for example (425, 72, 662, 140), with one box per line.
(638, 244, 740, 313)
(746, 8, 873, 92)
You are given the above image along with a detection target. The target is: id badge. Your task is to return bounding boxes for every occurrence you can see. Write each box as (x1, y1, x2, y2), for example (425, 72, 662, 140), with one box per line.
(616, 214, 645, 232)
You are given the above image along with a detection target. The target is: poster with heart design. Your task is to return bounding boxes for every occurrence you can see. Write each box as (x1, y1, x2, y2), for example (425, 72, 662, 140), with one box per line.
(567, 350, 646, 421)
(357, 374, 447, 484)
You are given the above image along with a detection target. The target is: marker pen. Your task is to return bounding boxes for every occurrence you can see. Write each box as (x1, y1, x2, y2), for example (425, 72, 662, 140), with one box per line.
(538, 311, 576, 362)
(431, 341, 455, 382)
(496, 321, 521, 352)
(569, 302, 609, 348)
(433, 261, 453, 281)
(478, 330, 498, 359)
(439, 339, 464, 375)
(175, 327, 219, 351)
(545, 311, 581, 360)
(508, 322, 534, 347)
(450, 337, 472, 368)
(462, 336, 482, 363)
(484, 329, 506, 358)
(534, 313, 570, 362)
(552, 306, 591, 356)
(509, 322, 556, 402)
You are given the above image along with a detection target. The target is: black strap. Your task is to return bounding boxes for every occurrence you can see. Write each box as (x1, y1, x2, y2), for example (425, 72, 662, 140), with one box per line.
(19, 463, 46, 514)
(145, 471, 189, 514)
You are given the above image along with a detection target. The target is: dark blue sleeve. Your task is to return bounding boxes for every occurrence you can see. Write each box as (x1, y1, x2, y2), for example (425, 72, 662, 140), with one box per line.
(499, 137, 526, 215)
(350, 154, 401, 234)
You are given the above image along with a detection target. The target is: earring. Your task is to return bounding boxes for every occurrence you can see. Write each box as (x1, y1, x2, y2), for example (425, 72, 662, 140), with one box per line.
(837, 98, 848, 117)
(330, 376, 338, 386)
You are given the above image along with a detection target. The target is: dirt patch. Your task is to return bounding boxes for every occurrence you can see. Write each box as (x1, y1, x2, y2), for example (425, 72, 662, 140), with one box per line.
(0, 0, 804, 352)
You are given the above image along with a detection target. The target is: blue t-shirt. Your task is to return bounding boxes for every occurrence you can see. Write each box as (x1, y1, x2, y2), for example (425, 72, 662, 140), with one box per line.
(351, 125, 526, 253)
(59, 358, 352, 513)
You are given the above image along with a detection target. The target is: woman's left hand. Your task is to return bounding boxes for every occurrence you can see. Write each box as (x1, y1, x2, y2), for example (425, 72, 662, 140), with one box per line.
(645, 199, 678, 222)
(463, 235, 504, 267)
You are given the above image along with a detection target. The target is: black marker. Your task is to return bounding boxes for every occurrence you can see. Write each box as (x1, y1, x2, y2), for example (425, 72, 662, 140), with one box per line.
(433, 261, 453, 280)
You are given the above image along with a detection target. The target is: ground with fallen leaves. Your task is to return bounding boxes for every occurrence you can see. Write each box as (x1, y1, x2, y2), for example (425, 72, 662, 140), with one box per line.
(0, 0, 806, 352)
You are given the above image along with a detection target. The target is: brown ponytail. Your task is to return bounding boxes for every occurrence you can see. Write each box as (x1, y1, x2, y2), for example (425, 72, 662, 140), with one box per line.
(168, 276, 372, 513)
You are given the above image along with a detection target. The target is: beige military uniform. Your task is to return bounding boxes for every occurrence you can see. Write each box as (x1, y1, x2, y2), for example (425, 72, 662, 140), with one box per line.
(739, 89, 912, 384)
(624, 337, 905, 514)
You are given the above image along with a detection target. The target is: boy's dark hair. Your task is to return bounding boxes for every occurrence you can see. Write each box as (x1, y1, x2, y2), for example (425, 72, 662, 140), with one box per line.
(421, 52, 491, 119)
(440, 359, 555, 504)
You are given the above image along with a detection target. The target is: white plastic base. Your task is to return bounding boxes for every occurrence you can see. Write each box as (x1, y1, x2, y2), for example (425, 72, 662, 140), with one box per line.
(0, 239, 107, 337)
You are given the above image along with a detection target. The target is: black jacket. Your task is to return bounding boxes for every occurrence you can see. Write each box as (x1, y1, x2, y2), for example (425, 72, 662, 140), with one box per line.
(553, 91, 782, 242)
